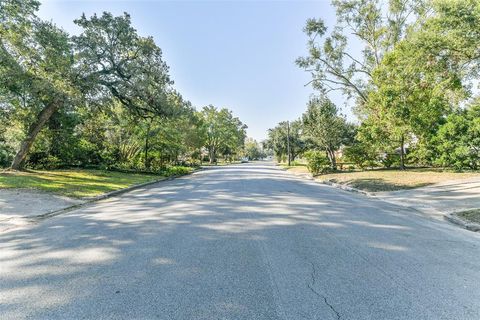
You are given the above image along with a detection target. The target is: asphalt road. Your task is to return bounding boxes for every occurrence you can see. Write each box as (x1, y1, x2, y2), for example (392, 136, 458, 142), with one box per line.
(1, 163, 480, 319)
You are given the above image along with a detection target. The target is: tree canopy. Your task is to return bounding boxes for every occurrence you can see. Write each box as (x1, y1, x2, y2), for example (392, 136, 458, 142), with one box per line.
(0, 3, 249, 170)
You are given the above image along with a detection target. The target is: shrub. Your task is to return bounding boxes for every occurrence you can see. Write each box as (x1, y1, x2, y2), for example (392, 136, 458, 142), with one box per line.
(30, 154, 62, 169)
(381, 153, 400, 168)
(161, 166, 193, 177)
(304, 150, 331, 175)
(343, 145, 378, 169)
(434, 106, 480, 170)
(0, 144, 14, 168)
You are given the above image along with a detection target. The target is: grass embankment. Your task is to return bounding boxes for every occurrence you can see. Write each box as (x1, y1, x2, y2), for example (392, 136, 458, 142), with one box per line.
(0, 169, 168, 198)
(457, 209, 480, 224)
(282, 164, 479, 192)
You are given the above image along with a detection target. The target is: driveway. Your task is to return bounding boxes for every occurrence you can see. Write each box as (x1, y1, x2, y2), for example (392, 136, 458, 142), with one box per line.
(1, 163, 479, 319)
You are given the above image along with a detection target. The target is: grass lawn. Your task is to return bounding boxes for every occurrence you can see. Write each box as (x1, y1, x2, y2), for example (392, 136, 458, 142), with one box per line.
(282, 165, 310, 175)
(457, 209, 480, 224)
(316, 169, 480, 192)
(0, 169, 164, 198)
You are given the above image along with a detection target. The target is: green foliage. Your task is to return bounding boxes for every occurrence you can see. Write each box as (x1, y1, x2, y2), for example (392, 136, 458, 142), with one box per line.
(296, 0, 426, 103)
(200, 105, 246, 163)
(434, 103, 480, 170)
(0, 5, 247, 172)
(296, 0, 480, 171)
(265, 120, 305, 163)
(244, 138, 266, 160)
(161, 166, 193, 177)
(0, 145, 14, 167)
(304, 150, 331, 175)
(343, 144, 377, 169)
(73, 12, 177, 117)
(302, 96, 353, 169)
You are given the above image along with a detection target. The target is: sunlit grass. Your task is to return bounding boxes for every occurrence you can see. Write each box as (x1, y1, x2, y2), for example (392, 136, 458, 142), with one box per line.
(281, 165, 309, 174)
(0, 169, 163, 198)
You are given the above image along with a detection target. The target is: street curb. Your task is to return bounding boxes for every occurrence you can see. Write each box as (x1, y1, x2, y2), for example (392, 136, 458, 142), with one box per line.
(444, 212, 480, 232)
(319, 180, 374, 197)
(31, 169, 201, 221)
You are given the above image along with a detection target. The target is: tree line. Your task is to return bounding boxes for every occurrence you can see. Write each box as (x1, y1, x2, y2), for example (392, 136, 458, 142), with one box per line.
(0, 0, 247, 171)
(267, 0, 480, 172)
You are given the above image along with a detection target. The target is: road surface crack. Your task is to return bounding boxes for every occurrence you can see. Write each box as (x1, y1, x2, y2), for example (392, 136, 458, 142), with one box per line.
(307, 261, 341, 320)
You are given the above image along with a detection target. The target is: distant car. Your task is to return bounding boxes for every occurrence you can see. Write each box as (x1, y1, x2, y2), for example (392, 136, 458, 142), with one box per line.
(241, 157, 249, 163)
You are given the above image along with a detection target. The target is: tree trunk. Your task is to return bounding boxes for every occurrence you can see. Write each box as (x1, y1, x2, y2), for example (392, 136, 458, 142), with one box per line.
(11, 100, 60, 170)
(327, 148, 337, 171)
(399, 135, 405, 170)
(144, 122, 151, 170)
(209, 147, 216, 164)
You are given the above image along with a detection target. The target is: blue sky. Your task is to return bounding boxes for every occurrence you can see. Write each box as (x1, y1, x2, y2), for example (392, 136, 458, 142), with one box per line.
(38, 0, 345, 141)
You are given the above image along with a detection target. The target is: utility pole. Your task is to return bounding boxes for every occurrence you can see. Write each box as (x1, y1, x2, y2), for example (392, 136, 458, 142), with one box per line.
(287, 120, 291, 166)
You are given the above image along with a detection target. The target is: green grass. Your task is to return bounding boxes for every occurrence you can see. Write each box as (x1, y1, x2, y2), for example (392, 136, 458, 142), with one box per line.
(316, 169, 480, 192)
(282, 164, 309, 174)
(0, 169, 164, 198)
(457, 209, 480, 224)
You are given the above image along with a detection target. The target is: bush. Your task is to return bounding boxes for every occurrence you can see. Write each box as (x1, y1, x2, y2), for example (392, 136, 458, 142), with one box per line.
(161, 166, 193, 177)
(304, 150, 331, 175)
(0, 144, 14, 168)
(381, 153, 400, 168)
(343, 145, 378, 169)
(434, 106, 480, 170)
(29, 154, 63, 169)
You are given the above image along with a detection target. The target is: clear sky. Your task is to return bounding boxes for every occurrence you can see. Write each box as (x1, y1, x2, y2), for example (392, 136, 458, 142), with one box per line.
(38, 0, 344, 141)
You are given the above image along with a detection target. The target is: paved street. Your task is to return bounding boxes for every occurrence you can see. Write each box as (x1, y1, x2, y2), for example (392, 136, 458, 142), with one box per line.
(1, 163, 480, 319)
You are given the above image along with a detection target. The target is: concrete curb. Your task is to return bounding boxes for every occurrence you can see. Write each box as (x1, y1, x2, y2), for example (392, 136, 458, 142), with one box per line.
(31, 169, 201, 221)
(319, 180, 374, 197)
(445, 212, 480, 232)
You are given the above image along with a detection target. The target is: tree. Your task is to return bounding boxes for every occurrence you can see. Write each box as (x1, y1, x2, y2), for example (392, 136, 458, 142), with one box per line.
(1, 0, 79, 169)
(301, 96, 351, 170)
(0, 5, 249, 171)
(244, 138, 265, 161)
(434, 102, 480, 170)
(201, 106, 247, 164)
(73, 12, 175, 118)
(296, 0, 427, 104)
(357, 0, 478, 169)
(265, 120, 305, 163)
